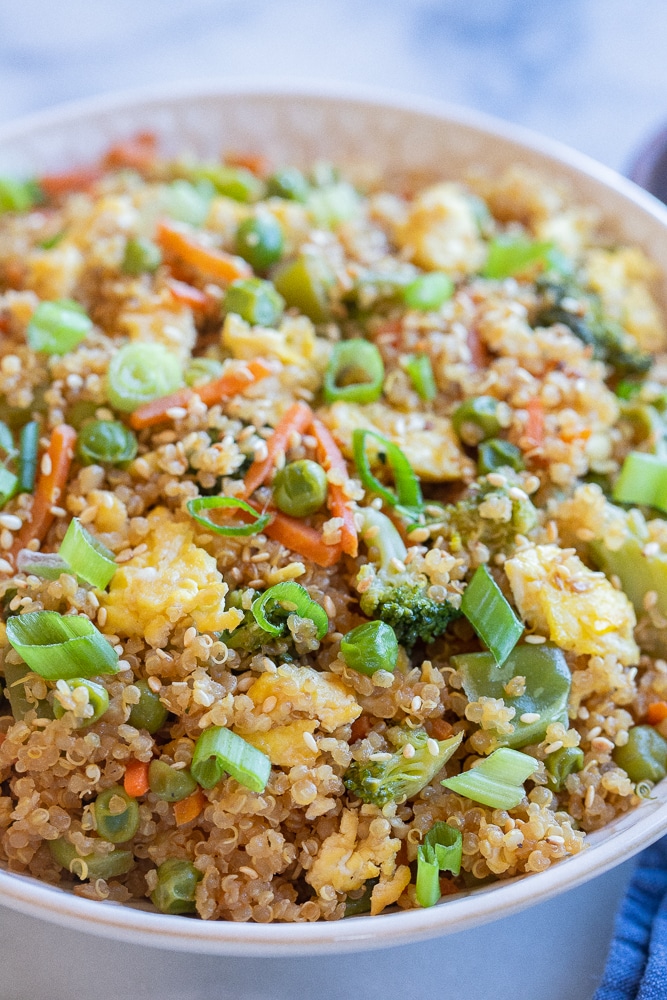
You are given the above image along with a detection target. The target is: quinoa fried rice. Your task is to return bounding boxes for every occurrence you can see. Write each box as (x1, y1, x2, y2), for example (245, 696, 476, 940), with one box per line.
(0, 133, 665, 923)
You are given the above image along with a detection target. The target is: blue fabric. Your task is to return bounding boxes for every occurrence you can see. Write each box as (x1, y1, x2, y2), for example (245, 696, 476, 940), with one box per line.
(595, 838, 667, 1000)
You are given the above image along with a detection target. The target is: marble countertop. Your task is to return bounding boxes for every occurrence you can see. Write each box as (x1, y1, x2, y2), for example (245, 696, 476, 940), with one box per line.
(0, 3, 664, 997)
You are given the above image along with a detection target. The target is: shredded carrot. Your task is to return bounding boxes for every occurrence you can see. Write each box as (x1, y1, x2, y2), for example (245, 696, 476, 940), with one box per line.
(466, 325, 489, 370)
(165, 277, 210, 310)
(39, 167, 102, 199)
(225, 151, 271, 177)
(12, 424, 76, 559)
(173, 788, 207, 827)
(647, 701, 667, 725)
(129, 358, 272, 430)
(103, 131, 157, 173)
(124, 758, 150, 798)
(524, 397, 545, 450)
(263, 510, 342, 568)
(310, 418, 358, 557)
(156, 221, 252, 285)
(242, 401, 313, 499)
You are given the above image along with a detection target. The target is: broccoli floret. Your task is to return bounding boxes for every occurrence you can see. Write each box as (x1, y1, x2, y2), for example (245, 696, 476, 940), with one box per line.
(433, 478, 538, 556)
(344, 726, 462, 807)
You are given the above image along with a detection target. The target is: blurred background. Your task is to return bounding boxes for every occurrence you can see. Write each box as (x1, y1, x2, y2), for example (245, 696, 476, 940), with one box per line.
(0, 0, 665, 172)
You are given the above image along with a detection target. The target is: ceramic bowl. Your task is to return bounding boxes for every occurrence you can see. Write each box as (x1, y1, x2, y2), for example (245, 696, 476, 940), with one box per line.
(1, 81, 667, 956)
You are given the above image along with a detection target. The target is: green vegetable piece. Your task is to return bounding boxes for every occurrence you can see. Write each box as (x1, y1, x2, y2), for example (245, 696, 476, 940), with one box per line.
(192, 164, 264, 203)
(148, 759, 198, 802)
(191, 726, 271, 792)
(184, 357, 224, 387)
(483, 236, 552, 280)
(460, 565, 524, 667)
(613, 452, 667, 514)
(128, 680, 168, 734)
(27, 299, 93, 355)
(122, 237, 162, 276)
(344, 878, 378, 916)
(75, 420, 138, 466)
(403, 272, 454, 311)
(186, 496, 270, 537)
(306, 181, 360, 228)
(478, 439, 525, 474)
(151, 858, 202, 915)
(441, 747, 538, 808)
(352, 429, 422, 516)
(94, 785, 140, 843)
(272, 459, 328, 518)
(0, 178, 38, 213)
(453, 643, 571, 749)
(106, 342, 183, 413)
(235, 214, 284, 272)
(15, 550, 69, 581)
(416, 821, 462, 908)
(405, 353, 436, 402)
(6, 610, 119, 680)
(0, 467, 18, 510)
(546, 746, 584, 792)
(3, 660, 53, 721)
(452, 396, 503, 447)
(52, 677, 109, 727)
(267, 167, 310, 202)
(49, 838, 134, 880)
(18, 420, 39, 493)
(0, 421, 16, 460)
(340, 620, 399, 676)
(58, 518, 117, 590)
(344, 728, 462, 807)
(273, 252, 334, 323)
(252, 582, 328, 640)
(225, 277, 284, 327)
(589, 516, 667, 622)
(324, 339, 385, 405)
(163, 180, 211, 226)
(39, 231, 64, 250)
(613, 725, 667, 783)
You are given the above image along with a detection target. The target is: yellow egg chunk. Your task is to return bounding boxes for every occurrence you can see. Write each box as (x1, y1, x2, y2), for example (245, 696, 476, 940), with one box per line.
(235, 720, 319, 768)
(246, 663, 361, 732)
(505, 544, 639, 666)
(101, 507, 242, 645)
(394, 182, 487, 277)
(307, 808, 401, 896)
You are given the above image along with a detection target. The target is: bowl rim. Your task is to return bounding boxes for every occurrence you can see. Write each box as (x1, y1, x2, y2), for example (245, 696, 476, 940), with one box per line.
(1, 79, 667, 955)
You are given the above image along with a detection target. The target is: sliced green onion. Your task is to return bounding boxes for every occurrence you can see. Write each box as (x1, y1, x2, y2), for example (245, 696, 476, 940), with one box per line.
(27, 299, 93, 355)
(613, 451, 667, 513)
(416, 821, 462, 908)
(0, 467, 18, 509)
(225, 277, 284, 327)
(16, 549, 70, 580)
(18, 420, 39, 493)
(267, 167, 310, 202)
(482, 236, 553, 280)
(58, 518, 116, 589)
(5, 610, 120, 680)
(39, 231, 65, 250)
(340, 620, 399, 675)
(272, 251, 334, 324)
(75, 420, 138, 466)
(452, 396, 502, 446)
(403, 272, 454, 311)
(184, 357, 224, 387)
(191, 725, 271, 792)
(461, 564, 523, 666)
(251, 582, 328, 639)
(324, 339, 384, 405)
(352, 428, 423, 516)
(186, 496, 270, 537)
(405, 353, 437, 402)
(3, 660, 53, 721)
(52, 677, 110, 727)
(441, 748, 538, 808)
(122, 237, 162, 276)
(106, 342, 183, 413)
(306, 181, 360, 229)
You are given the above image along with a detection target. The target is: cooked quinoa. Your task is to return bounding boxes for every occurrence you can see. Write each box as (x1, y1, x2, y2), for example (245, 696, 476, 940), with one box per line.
(0, 136, 665, 922)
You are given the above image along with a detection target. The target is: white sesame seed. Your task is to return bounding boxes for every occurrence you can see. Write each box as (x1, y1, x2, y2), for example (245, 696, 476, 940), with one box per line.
(402, 743, 416, 759)
(427, 738, 440, 757)
(49, 506, 67, 518)
(520, 712, 540, 724)
(114, 644, 124, 655)
(508, 486, 528, 501)
(644, 591, 659, 611)
(544, 741, 564, 755)
(584, 785, 596, 810)
(0, 558, 13, 573)
(524, 634, 546, 644)
(643, 542, 660, 558)
(546, 835, 565, 845)
(147, 676, 161, 692)
(369, 752, 392, 761)
(40, 453, 52, 477)
(303, 731, 318, 752)
(183, 626, 197, 647)
(587, 726, 602, 740)
(262, 696, 277, 713)
(0, 514, 22, 531)
(97, 607, 107, 627)
(411, 695, 422, 713)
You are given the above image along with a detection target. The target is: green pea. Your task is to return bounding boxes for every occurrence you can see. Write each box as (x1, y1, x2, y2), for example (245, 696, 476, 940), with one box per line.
(148, 759, 198, 802)
(272, 252, 334, 324)
(613, 725, 667, 783)
(52, 677, 109, 727)
(151, 858, 202, 915)
(340, 621, 398, 676)
(76, 420, 138, 466)
(478, 439, 525, 475)
(225, 277, 284, 327)
(452, 396, 503, 446)
(122, 237, 162, 276)
(49, 838, 134, 880)
(266, 167, 310, 202)
(272, 459, 328, 518)
(94, 785, 140, 843)
(403, 272, 454, 311)
(128, 680, 168, 734)
(184, 357, 224, 387)
(235, 215, 284, 272)
(546, 746, 585, 792)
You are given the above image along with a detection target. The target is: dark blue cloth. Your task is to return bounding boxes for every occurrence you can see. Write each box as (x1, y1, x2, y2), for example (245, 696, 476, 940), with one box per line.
(595, 838, 667, 999)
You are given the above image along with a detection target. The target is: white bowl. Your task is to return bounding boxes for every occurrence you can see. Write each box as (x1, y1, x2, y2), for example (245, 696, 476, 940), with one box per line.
(1, 81, 667, 956)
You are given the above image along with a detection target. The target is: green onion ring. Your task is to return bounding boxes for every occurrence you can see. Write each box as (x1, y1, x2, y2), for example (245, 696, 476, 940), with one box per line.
(6, 610, 120, 680)
(251, 582, 328, 639)
(58, 518, 117, 590)
(186, 496, 271, 537)
(352, 428, 423, 516)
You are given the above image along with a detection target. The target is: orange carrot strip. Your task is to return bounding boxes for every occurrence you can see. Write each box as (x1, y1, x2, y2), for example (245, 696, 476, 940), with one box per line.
(263, 510, 342, 568)
(310, 418, 358, 557)
(225, 151, 270, 177)
(156, 221, 252, 284)
(173, 788, 207, 827)
(124, 758, 150, 798)
(39, 167, 103, 199)
(648, 702, 667, 725)
(12, 424, 76, 559)
(129, 358, 272, 430)
(165, 277, 210, 310)
(103, 131, 157, 173)
(524, 398, 545, 450)
(466, 325, 489, 370)
(242, 401, 313, 499)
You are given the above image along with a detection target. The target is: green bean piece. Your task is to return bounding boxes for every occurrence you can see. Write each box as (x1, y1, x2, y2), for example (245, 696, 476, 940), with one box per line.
(225, 277, 285, 327)
(478, 439, 525, 474)
(272, 459, 328, 518)
(18, 420, 39, 493)
(49, 838, 134, 880)
(148, 759, 198, 802)
(191, 164, 264, 203)
(151, 858, 202, 915)
(184, 357, 224, 387)
(324, 339, 385, 405)
(0, 421, 15, 460)
(452, 396, 503, 446)
(128, 679, 168, 734)
(94, 785, 140, 843)
(235, 215, 284, 272)
(3, 660, 53, 721)
(272, 252, 334, 323)
(52, 677, 109, 727)
(340, 620, 399, 676)
(122, 237, 162, 276)
(546, 746, 585, 792)
(266, 167, 310, 202)
(75, 420, 138, 466)
(613, 725, 667, 783)
(403, 272, 454, 311)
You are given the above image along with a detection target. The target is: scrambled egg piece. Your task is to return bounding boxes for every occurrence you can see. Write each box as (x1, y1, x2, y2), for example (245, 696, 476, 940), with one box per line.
(246, 664, 361, 733)
(370, 865, 412, 917)
(394, 182, 486, 276)
(118, 300, 196, 364)
(101, 507, 242, 646)
(222, 312, 328, 374)
(505, 544, 639, 665)
(321, 400, 474, 482)
(306, 809, 401, 898)
(235, 720, 319, 768)
(25, 244, 84, 301)
(585, 247, 667, 353)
